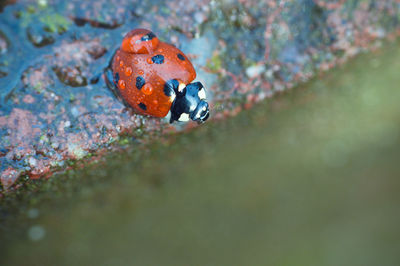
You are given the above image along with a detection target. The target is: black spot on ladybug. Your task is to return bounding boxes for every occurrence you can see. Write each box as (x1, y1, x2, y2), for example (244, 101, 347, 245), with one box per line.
(136, 76, 145, 90)
(141, 32, 156, 42)
(164, 79, 179, 97)
(138, 102, 147, 111)
(151, 54, 164, 64)
(114, 72, 120, 85)
(177, 53, 185, 61)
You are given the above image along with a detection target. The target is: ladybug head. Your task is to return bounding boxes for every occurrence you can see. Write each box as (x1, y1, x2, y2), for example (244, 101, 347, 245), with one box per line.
(169, 81, 209, 124)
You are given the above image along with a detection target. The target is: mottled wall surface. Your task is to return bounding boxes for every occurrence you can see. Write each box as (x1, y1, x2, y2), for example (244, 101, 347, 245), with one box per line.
(0, 0, 399, 192)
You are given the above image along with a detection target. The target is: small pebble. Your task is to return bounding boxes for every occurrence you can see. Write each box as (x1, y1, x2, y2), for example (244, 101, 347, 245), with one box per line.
(28, 157, 37, 167)
(71, 106, 81, 117)
(246, 65, 266, 78)
(194, 12, 207, 24)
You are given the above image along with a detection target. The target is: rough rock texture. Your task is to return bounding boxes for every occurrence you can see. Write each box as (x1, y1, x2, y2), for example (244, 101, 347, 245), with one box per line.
(0, 0, 399, 193)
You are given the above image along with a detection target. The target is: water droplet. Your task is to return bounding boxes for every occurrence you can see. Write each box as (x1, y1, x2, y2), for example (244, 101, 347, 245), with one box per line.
(142, 84, 153, 95)
(119, 60, 124, 67)
(125, 67, 132, 76)
(118, 79, 126, 89)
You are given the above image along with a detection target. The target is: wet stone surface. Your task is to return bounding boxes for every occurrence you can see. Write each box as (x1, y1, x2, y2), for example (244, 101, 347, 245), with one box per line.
(0, 0, 399, 193)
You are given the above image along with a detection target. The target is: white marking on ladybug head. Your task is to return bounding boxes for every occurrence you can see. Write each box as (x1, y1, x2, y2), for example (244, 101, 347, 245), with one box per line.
(178, 82, 186, 92)
(198, 87, 206, 100)
(169, 93, 176, 102)
(178, 113, 190, 122)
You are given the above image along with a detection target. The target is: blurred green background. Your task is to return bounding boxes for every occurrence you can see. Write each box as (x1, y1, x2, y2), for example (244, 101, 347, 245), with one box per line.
(1, 44, 400, 266)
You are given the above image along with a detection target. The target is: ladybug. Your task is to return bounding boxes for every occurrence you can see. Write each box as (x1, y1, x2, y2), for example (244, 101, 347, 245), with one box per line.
(107, 28, 209, 123)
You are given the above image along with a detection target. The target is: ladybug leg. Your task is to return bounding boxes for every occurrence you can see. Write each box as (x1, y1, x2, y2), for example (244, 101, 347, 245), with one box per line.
(104, 68, 118, 94)
(191, 100, 209, 123)
(89, 72, 102, 84)
(191, 82, 207, 100)
(104, 68, 131, 108)
(104, 47, 122, 97)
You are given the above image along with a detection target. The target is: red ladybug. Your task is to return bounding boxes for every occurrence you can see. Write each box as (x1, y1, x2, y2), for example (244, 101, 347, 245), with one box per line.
(109, 29, 209, 123)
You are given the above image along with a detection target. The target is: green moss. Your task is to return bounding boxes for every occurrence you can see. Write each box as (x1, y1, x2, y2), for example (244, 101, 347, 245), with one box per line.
(69, 94, 76, 102)
(33, 82, 43, 93)
(118, 137, 131, 146)
(18, 5, 70, 34)
(206, 53, 222, 72)
(332, 49, 346, 58)
(243, 58, 256, 69)
(39, 135, 49, 143)
(26, 5, 36, 14)
(160, 6, 170, 15)
(40, 14, 71, 34)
